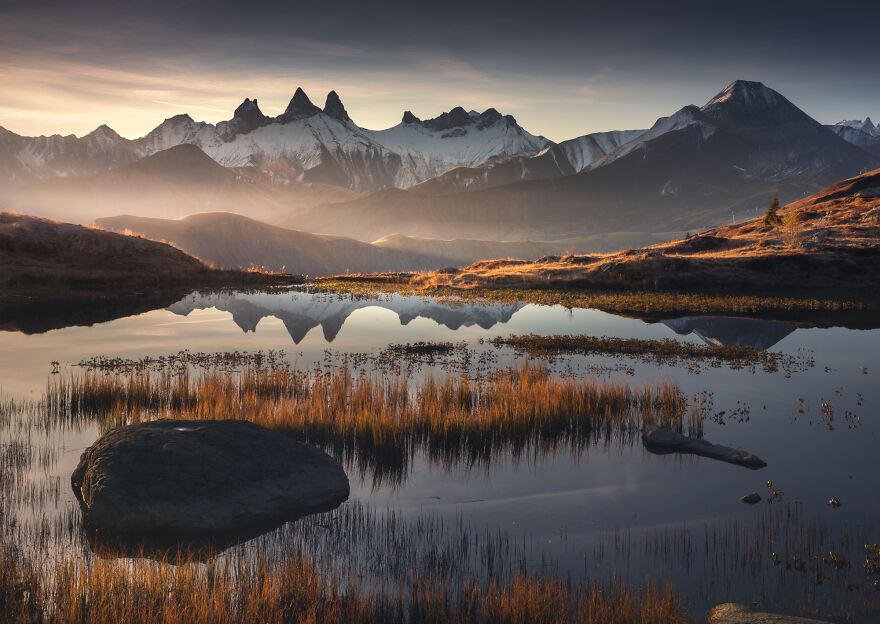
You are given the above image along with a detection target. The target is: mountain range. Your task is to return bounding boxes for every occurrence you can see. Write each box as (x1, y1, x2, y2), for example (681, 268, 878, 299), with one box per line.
(1, 79, 878, 266)
(281, 81, 878, 241)
(828, 118, 880, 158)
(0, 89, 548, 192)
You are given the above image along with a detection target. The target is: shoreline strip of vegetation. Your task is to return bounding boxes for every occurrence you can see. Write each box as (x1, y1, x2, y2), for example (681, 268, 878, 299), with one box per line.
(311, 280, 878, 323)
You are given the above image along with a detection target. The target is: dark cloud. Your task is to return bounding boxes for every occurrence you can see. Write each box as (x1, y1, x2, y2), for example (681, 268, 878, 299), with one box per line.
(1, 0, 878, 139)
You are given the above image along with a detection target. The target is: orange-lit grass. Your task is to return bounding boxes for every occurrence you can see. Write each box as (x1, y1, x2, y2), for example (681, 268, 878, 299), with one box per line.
(0, 543, 692, 624)
(49, 363, 693, 483)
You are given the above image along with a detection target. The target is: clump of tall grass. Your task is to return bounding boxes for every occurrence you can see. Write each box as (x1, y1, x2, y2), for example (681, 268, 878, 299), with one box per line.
(491, 334, 814, 374)
(0, 541, 692, 624)
(48, 363, 693, 484)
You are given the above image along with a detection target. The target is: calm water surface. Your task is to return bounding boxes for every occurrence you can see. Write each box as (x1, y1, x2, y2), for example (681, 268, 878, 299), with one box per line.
(1, 287, 878, 620)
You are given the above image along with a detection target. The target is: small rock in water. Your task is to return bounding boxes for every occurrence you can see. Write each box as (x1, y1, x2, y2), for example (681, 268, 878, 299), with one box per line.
(828, 497, 841, 507)
(740, 492, 761, 504)
(708, 602, 833, 623)
(641, 425, 767, 469)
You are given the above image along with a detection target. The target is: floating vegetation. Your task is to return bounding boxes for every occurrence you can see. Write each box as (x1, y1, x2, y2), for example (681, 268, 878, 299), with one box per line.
(47, 362, 694, 486)
(76, 350, 288, 374)
(490, 334, 814, 374)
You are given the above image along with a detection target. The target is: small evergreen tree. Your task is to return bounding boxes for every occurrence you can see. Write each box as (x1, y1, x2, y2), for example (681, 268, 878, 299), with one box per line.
(763, 193, 780, 226)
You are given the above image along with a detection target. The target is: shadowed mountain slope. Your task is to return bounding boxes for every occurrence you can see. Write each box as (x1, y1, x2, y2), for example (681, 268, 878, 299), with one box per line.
(408, 167, 880, 293)
(286, 81, 879, 243)
(95, 212, 572, 275)
(0, 211, 214, 291)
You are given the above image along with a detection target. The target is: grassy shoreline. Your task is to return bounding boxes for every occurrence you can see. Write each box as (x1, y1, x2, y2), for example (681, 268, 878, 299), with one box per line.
(312, 278, 879, 326)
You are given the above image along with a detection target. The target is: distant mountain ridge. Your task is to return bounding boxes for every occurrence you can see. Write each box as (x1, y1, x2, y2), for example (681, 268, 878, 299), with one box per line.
(288, 81, 879, 242)
(94, 212, 569, 275)
(827, 117, 880, 158)
(5, 81, 874, 197)
(0, 89, 549, 191)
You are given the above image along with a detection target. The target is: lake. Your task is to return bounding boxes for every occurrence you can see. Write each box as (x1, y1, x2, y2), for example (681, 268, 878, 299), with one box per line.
(1, 286, 878, 621)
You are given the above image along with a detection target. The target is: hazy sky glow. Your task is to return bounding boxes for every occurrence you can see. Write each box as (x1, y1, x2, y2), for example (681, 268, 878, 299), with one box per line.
(2, 0, 878, 141)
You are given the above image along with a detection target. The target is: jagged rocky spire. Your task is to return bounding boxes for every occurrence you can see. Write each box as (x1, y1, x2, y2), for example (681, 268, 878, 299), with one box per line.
(402, 110, 421, 124)
(279, 88, 321, 122)
(323, 91, 351, 122)
(229, 98, 267, 135)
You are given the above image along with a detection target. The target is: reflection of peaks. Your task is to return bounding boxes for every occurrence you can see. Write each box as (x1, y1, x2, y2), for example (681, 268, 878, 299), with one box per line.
(661, 316, 795, 349)
(167, 290, 524, 343)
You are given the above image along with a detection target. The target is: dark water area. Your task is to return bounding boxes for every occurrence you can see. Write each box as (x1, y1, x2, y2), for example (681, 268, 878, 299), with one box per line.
(2, 287, 878, 621)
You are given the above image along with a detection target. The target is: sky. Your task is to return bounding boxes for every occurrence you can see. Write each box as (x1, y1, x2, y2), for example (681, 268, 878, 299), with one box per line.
(1, 0, 878, 142)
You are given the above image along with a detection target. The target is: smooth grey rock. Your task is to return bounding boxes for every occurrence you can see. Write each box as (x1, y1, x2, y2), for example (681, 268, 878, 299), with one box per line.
(740, 492, 762, 504)
(642, 425, 767, 469)
(72, 419, 349, 535)
(708, 602, 833, 623)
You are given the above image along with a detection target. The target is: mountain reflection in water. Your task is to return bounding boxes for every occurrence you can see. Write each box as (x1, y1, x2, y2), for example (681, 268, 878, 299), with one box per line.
(167, 290, 524, 343)
(661, 316, 796, 349)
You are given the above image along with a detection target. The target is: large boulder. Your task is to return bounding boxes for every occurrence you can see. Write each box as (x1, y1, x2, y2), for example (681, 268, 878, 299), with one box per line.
(71, 419, 349, 535)
(708, 603, 833, 623)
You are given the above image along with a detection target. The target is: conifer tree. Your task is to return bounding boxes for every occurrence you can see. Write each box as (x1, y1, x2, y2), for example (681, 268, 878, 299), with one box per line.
(763, 193, 780, 226)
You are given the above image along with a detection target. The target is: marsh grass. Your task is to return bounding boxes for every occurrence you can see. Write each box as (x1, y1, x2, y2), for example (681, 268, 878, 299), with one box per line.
(48, 363, 693, 485)
(491, 334, 814, 374)
(592, 502, 879, 622)
(312, 279, 876, 318)
(0, 541, 692, 624)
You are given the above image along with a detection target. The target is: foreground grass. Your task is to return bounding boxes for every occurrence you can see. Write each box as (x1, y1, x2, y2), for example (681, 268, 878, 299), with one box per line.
(313, 279, 876, 320)
(0, 544, 691, 624)
(49, 363, 693, 484)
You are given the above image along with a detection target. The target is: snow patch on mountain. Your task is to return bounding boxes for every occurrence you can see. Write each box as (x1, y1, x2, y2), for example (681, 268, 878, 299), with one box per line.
(363, 108, 551, 186)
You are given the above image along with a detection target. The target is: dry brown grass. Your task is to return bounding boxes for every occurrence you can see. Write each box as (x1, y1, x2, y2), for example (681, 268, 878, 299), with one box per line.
(0, 543, 692, 624)
(50, 363, 693, 483)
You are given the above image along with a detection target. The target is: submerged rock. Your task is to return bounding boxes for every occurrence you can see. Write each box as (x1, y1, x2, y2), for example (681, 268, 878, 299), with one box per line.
(740, 492, 762, 504)
(708, 602, 833, 623)
(642, 425, 767, 469)
(71, 419, 349, 535)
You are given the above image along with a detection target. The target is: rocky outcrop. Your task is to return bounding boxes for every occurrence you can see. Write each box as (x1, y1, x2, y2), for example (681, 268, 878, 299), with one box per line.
(323, 90, 351, 123)
(71, 419, 349, 535)
(708, 603, 833, 623)
(642, 425, 767, 469)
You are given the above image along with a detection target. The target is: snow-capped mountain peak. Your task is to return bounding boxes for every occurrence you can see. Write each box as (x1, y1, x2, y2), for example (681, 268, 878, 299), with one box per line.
(702, 80, 781, 111)
(833, 117, 878, 136)
(85, 124, 122, 141)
